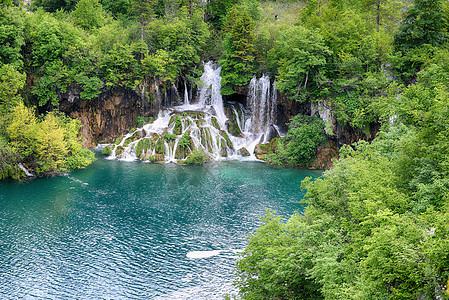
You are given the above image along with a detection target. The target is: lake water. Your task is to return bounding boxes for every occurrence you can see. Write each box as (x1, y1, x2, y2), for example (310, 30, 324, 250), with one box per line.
(0, 156, 321, 299)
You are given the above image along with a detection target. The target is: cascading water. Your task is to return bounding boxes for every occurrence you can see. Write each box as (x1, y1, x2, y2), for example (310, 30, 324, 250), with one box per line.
(105, 62, 279, 163)
(233, 75, 280, 145)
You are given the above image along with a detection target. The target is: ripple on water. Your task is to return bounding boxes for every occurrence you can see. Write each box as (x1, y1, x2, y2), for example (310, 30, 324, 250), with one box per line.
(0, 160, 321, 299)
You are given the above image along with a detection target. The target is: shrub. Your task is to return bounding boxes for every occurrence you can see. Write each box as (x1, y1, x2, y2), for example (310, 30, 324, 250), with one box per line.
(184, 149, 209, 165)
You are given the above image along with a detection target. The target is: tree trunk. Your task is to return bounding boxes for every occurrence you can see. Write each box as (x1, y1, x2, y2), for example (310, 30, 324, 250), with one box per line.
(376, 1, 380, 32)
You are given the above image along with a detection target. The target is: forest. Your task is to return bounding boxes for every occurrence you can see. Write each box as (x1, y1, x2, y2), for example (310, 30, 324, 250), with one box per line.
(1, 0, 449, 298)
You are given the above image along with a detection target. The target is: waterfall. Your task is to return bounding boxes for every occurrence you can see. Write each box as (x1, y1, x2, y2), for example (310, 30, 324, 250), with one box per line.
(196, 62, 227, 128)
(106, 62, 279, 163)
(184, 81, 190, 105)
(245, 75, 279, 143)
(18, 163, 33, 177)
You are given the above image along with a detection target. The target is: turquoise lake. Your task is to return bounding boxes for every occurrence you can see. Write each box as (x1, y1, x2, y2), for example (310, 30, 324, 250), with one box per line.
(0, 156, 321, 299)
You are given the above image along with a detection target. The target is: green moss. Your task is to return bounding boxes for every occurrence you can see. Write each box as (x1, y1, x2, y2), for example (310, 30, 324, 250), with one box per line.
(163, 132, 177, 142)
(173, 117, 182, 135)
(116, 146, 125, 156)
(175, 132, 193, 159)
(220, 130, 233, 149)
(101, 145, 113, 156)
(211, 117, 220, 130)
(115, 136, 123, 145)
(227, 111, 242, 137)
(123, 138, 131, 147)
(184, 149, 209, 165)
(155, 138, 165, 154)
(136, 138, 151, 157)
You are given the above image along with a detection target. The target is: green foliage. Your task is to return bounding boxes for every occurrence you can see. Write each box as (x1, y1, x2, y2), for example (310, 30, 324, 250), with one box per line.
(163, 132, 177, 142)
(101, 145, 113, 155)
(173, 117, 182, 135)
(0, 64, 26, 119)
(72, 0, 106, 30)
(219, 5, 256, 95)
(393, 0, 448, 82)
(135, 138, 150, 156)
(0, 6, 25, 69)
(0, 143, 22, 180)
(6, 103, 95, 175)
(184, 148, 209, 165)
(32, 0, 77, 12)
(238, 60, 449, 299)
(76, 75, 103, 99)
(268, 25, 331, 102)
(269, 114, 326, 167)
(394, 0, 448, 53)
(260, 153, 283, 166)
(205, 0, 239, 29)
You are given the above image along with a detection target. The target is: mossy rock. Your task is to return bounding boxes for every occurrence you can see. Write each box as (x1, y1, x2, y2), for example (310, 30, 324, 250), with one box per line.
(220, 130, 233, 149)
(173, 117, 182, 135)
(153, 154, 165, 162)
(169, 115, 177, 126)
(226, 112, 242, 137)
(220, 148, 228, 157)
(123, 138, 132, 147)
(101, 145, 113, 156)
(254, 137, 280, 159)
(155, 138, 165, 154)
(181, 111, 205, 119)
(130, 131, 141, 141)
(136, 139, 151, 157)
(163, 132, 177, 142)
(196, 119, 205, 126)
(184, 149, 209, 165)
(238, 147, 250, 157)
(115, 136, 123, 145)
(175, 146, 192, 159)
(146, 155, 156, 162)
(211, 117, 220, 130)
(116, 146, 125, 157)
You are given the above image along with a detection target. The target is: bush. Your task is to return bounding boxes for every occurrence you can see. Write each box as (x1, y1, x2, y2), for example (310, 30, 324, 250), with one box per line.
(101, 145, 113, 155)
(281, 114, 326, 166)
(184, 149, 209, 165)
(0, 143, 22, 180)
(261, 153, 283, 166)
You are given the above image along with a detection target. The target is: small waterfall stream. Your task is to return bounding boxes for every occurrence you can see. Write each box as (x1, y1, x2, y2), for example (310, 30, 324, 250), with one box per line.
(106, 62, 280, 163)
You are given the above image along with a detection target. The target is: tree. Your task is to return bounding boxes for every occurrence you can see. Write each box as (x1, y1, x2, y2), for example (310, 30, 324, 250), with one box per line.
(219, 5, 256, 95)
(394, 0, 448, 53)
(205, 0, 238, 29)
(268, 25, 331, 102)
(0, 6, 25, 69)
(7, 103, 95, 175)
(0, 64, 25, 123)
(32, 0, 77, 12)
(72, 0, 106, 30)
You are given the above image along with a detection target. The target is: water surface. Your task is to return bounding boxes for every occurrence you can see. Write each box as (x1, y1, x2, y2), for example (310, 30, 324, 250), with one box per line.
(0, 157, 321, 299)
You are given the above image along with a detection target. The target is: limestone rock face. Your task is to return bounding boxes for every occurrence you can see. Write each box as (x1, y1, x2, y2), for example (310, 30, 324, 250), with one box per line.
(309, 142, 339, 170)
(59, 87, 143, 148)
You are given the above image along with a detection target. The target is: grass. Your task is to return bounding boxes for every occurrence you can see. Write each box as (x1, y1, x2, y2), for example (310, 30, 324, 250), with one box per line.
(258, 1, 306, 28)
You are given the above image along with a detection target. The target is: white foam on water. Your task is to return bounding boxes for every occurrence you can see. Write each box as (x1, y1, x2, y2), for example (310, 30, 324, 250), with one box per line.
(186, 250, 223, 259)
